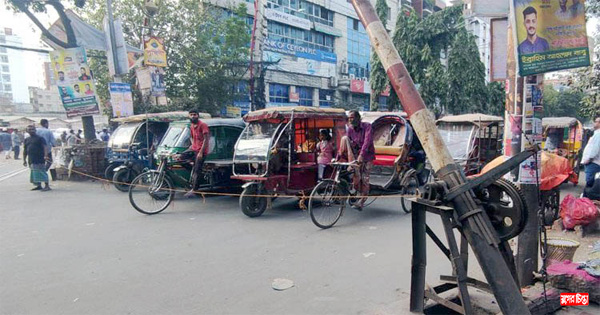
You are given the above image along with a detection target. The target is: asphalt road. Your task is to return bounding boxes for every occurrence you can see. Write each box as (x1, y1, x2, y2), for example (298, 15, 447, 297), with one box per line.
(0, 159, 588, 315)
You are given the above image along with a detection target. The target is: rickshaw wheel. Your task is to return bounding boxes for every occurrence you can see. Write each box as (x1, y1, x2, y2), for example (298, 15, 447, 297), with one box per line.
(541, 188, 560, 226)
(475, 178, 527, 241)
(240, 184, 268, 217)
(129, 171, 174, 215)
(104, 163, 119, 180)
(309, 179, 346, 229)
(113, 168, 136, 192)
(400, 172, 420, 214)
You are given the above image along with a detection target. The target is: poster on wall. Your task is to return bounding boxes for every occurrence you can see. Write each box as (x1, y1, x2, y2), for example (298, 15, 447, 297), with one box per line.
(109, 83, 134, 118)
(50, 47, 100, 118)
(513, 0, 590, 76)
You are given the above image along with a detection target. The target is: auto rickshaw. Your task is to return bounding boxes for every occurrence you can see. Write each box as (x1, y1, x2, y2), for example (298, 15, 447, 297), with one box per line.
(128, 118, 246, 215)
(542, 117, 583, 184)
(106, 111, 210, 191)
(231, 106, 347, 217)
(436, 114, 504, 176)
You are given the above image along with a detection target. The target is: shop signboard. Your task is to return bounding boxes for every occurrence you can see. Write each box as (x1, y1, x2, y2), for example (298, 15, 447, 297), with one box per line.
(144, 36, 167, 67)
(265, 9, 311, 30)
(264, 39, 337, 63)
(512, 0, 590, 76)
(49, 47, 100, 118)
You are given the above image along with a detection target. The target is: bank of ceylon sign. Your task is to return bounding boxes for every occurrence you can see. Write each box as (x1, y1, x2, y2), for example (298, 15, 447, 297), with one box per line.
(264, 39, 337, 63)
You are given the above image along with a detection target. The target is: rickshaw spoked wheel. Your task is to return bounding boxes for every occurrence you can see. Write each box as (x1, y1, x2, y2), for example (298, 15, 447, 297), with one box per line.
(129, 171, 174, 215)
(400, 171, 420, 214)
(475, 178, 527, 241)
(240, 183, 268, 217)
(308, 179, 346, 229)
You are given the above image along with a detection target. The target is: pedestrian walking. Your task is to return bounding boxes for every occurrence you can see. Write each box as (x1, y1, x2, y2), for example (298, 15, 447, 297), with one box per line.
(184, 109, 210, 198)
(11, 129, 22, 160)
(99, 128, 110, 142)
(60, 131, 67, 146)
(76, 129, 83, 142)
(36, 119, 57, 180)
(0, 128, 12, 159)
(67, 130, 78, 146)
(23, 125, 50, 191)
(582, 116, 600, 189)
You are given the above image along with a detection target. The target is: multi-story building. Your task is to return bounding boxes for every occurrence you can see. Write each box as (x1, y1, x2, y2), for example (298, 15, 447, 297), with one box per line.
(209, 0, 444, 114)
(0, 27, 29, 104)
(29, 87, 64, 114)
(456, 0, 509, 82)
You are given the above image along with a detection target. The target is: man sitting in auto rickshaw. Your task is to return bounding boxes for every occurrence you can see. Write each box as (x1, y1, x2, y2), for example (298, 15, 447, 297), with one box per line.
(337, 110, 375, 210)
(183, 109, 210, 198)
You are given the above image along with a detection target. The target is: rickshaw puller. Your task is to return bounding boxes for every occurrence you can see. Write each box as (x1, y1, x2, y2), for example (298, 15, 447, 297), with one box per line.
(184, 109, 210, 198)
(338, 110, 375, 210)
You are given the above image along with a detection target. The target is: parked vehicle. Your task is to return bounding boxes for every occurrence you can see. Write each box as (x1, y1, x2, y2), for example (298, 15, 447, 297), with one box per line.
(436, 114, 504, 176)
(107, 112, 208, 191)
(231, 107, 347, 217)
(307, 112, 423, 228)
(542, 117, 583, 185)
(128, 118, 246, 214)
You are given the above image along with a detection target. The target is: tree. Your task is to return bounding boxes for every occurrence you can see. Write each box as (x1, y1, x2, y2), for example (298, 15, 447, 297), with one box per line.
(543, 85, 585, 120)
(369, 0, 389, 111)
(78, 0, 250, 116)
(487, 81, 505, 116)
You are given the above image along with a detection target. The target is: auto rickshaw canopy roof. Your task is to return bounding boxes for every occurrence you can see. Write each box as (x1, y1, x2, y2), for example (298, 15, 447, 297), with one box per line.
(436, 113, 503, 128)
(542, 117, 580, 129)
(112, 111, 211, 123)
(360, 111, 408, 125)
(244, 106, 346, 122)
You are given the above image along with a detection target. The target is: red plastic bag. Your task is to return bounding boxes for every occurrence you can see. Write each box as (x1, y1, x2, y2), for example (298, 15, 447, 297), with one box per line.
(560, 194, 599, 229)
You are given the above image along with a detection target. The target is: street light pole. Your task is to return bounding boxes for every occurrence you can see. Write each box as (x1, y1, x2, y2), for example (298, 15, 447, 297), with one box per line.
(106, 0, 121, 85)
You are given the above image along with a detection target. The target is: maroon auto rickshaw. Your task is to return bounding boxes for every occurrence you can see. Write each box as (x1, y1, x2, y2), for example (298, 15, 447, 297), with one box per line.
(231, 106, 347, 217)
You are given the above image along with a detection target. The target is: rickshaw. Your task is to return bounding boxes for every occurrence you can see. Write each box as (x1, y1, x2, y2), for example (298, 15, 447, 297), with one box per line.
(231, 106, 347, 217)
(542, 117, 583, 184)
(307, 112, 424, 228)
(436, 114, 504, 176)
(128, 118, 245, 215)
(107, 111, 209, 191)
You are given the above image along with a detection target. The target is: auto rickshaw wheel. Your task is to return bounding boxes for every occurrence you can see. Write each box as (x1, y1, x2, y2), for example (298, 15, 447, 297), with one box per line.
(104, 163, 120, 180)
(475, 178, 527, 241)
(240, 184, 268, 217)
(113, 168, 136, 192)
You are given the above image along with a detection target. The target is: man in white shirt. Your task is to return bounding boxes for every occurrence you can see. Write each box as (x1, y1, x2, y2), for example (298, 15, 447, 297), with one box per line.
(582, 117, 600, 188)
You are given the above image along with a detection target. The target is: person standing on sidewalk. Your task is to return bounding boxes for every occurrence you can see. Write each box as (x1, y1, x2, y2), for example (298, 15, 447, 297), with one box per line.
(36, 119, 57, 180)
(23, 125, 50, 191)
(11, 130, 22, 160)
(0, 128, 12, 159)
(582, 116, 600, 188)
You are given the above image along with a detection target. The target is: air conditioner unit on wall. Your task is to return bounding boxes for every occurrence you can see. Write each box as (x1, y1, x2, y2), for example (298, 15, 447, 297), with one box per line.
(329, 76, 338, 88)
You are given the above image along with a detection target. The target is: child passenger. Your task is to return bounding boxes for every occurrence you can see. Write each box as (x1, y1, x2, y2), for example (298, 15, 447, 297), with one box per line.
(317, 129, 334, 180)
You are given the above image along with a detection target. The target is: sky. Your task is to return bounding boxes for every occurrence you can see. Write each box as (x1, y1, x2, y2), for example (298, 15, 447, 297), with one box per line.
(0, 0, 598, 90)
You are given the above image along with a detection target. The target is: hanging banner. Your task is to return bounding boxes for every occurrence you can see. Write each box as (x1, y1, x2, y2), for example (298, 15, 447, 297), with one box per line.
(50, 47, 100, 118)
(144, 36, 167, 67)
(109, 83, 134, 118)
(513, 0, 590, 76)
(150, 67, 166, 96)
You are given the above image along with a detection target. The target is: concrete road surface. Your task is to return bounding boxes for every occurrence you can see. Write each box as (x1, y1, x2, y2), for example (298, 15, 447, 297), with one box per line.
(0, 159, 589, 314)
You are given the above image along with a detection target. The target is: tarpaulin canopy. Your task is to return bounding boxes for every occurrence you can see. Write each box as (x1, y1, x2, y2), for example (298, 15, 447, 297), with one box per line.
(437, 113, 503, 128)
(244, 106, 346, 122)
(542, 117, 580, 129)
(42, 9, 142, 54)
(112, 111, 210, 123)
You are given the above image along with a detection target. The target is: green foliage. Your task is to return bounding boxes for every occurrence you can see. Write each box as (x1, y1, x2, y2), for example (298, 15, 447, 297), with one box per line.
(543, 85, 585, 120)
(486, 81, 505, 116)
(368, 0, 389, 111)
(78, 0, 250, 116)
(385, 6, 499, 116)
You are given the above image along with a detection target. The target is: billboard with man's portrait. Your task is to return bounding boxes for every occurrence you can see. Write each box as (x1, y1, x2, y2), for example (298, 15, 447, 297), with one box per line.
(513, 0, 590, 76)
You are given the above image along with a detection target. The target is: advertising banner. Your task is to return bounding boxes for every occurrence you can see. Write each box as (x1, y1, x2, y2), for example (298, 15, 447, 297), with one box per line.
(109, 83, 134, 118)
(50, 47, 100, 118)
(265, 9, 311, 30)
(144, 36, 167, 67)
(264, 39, 337, 63)
(150, 67, 166, 96)
(513, 0, 590, 76)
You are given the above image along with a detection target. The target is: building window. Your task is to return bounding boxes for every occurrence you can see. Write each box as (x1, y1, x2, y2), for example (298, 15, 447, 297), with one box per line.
(378, 96, 388, 111)
(4, 84, 11, 91)
(0, 47, 5, 53)
(233, 81, 250, 102)
(319, 89, 334, 108)
(267, 0, 334, 27)
(351, 94, 369, 111)
(297, 86, 313, 106)
(267, 21, 334, 52)
(0, 56, 7, 63)
(347, 18, 371, 78)
(1, 65, 8, 72)
(269, 83, 289, 103)
(2, 74, 9, 82)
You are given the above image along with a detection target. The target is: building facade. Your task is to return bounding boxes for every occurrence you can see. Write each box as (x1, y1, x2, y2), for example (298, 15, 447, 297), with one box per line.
(29, 87, 64, 114)
(209, 0, 444, 114)
(0, 27, 30, 104)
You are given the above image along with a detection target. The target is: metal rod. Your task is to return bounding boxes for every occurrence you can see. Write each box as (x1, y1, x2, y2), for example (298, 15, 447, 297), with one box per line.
(410, 202, 427, 312)
(349, 1, 529, 313)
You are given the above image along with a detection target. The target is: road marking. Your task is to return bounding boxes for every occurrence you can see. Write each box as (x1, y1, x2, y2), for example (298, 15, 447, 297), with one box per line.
(0, 168, 27, 182)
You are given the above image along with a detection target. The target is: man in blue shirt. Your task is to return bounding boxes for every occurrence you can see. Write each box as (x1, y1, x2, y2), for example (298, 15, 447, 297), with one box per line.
(518, 7, 550, 54)
(36, 119, 57, 180)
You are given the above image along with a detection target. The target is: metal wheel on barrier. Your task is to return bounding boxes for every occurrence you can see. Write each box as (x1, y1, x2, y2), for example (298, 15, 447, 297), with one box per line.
(129, 171, 174, 215)
(400, 172, 420, 213)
